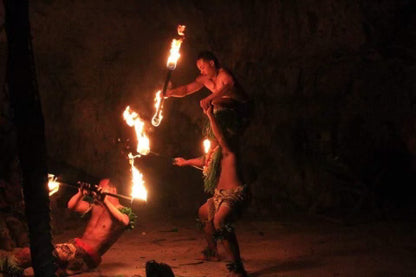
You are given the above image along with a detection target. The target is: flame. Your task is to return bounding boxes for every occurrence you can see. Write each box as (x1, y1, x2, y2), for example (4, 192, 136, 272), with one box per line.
(153, 90, 163, 120)
(128, 153, 147, 201)
(123, 106, 150, 156)
(177, 25, 186, 36)
(166, 38, 183, 70)
(48, 174, 60, 196)
(203, 139, 211, 154)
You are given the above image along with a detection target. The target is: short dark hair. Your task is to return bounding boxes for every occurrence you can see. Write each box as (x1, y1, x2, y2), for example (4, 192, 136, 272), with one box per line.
(197, 51, 220, 69)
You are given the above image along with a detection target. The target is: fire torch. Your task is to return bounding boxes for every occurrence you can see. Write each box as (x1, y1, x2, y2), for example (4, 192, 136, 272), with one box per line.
(151, 25, 186, 127)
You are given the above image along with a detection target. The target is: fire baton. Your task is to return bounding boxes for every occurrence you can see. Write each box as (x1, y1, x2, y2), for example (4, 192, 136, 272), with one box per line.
(151, 70, 171, 126)
(152, 25, 186, 127)
(48, 177, 134, 202)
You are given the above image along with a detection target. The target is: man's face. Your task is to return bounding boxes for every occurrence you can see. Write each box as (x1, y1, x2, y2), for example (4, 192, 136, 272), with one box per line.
(99, 179, 117, 194)
(197, 59, 216, 77)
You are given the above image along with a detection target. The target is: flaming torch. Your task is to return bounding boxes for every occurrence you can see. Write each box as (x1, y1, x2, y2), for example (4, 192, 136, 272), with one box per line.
(47, 174, 134, 201)
(152, 25, 186, 127)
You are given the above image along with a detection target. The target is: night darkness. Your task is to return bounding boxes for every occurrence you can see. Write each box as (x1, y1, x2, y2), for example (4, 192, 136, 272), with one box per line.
(1, 1, 415, 276)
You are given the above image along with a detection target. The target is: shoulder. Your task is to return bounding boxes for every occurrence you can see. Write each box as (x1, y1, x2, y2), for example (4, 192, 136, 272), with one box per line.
(218, 68, 234, 83)
(118, 206, 137, 230)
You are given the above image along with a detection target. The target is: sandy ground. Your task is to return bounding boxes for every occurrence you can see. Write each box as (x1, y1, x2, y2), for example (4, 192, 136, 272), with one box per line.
(21, 211, 416, 277)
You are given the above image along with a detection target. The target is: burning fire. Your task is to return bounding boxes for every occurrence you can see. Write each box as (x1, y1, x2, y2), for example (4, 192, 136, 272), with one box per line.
(152, 90, 164, 124)
(123, 106, 150, 156)
(48, 174, 60, 196)
(166, 25, 186, 70)
(203, 139, 211, 154)
(177, 25, 186, 36)
(166, 39, 183, 70)
(128, 153, 147, 201)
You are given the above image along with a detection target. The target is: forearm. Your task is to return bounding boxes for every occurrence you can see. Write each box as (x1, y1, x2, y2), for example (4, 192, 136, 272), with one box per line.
(168, 85, 188, 97)
(67, 191, 84, 210)
(184, 156, 205, 167)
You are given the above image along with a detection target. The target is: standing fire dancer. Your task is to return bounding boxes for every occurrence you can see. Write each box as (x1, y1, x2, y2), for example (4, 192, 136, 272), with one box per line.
(0, 178, 136, 276)
(173, 104, 249, 277)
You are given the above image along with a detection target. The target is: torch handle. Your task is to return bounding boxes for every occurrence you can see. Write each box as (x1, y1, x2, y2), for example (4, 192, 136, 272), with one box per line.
(151, 69, 173, 127)
(161, 69, 173, 97)
(58, 181, 134, 202)
(102, 192, 133, 201)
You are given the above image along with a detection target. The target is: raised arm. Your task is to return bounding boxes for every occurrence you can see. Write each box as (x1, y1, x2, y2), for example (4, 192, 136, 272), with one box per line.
(67, 188, 91, 214)
(166, 78, 204, 98)
(206, 105, 231, 155)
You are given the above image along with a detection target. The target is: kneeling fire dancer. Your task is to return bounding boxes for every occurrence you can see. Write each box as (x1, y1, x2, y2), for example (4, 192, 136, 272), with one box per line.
(173, 104, 249, 277)
(0, 178, 136, 276)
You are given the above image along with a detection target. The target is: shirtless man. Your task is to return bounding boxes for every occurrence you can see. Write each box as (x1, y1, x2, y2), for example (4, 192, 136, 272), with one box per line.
(0, 178, 136, 276)
(173, 105, 249, 277)
(166, 51, 249, 111)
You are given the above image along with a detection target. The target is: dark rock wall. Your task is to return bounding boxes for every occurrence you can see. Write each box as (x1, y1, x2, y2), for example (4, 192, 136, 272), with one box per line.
(1, 0, 415, 217)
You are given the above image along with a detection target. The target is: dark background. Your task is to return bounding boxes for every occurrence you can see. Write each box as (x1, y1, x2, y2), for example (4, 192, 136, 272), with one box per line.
(1, 0, 415, 221)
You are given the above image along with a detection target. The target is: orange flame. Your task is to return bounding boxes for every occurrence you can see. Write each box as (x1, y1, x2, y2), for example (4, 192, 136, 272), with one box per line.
(128, 153, 147, 201)
(203, 139, 211, 154)
(48, 174, 60, 196)
(177, 25, 186, 36)
(166, 38, 183, 70)
(123, 106, 150, 156)
(153, 90, 163, 121)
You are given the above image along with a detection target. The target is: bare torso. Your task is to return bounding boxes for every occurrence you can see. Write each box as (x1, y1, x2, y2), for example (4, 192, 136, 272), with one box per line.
(198, 68, 248, 105)
(80, 201, 126, 256)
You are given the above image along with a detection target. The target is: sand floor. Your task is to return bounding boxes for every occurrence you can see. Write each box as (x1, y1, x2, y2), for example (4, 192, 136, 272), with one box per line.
(20, 211, 416, 277)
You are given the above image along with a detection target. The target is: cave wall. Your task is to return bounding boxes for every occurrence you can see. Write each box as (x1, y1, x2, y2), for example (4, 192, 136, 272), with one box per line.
(1, 0, 415, 217)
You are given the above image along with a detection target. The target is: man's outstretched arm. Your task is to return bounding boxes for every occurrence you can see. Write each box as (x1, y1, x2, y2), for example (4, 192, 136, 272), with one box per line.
(166, 78, 204, 98)
(173, 156, 204, 168)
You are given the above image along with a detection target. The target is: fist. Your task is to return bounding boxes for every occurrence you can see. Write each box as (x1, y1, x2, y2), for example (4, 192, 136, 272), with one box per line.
(172, 157, 186, 167)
